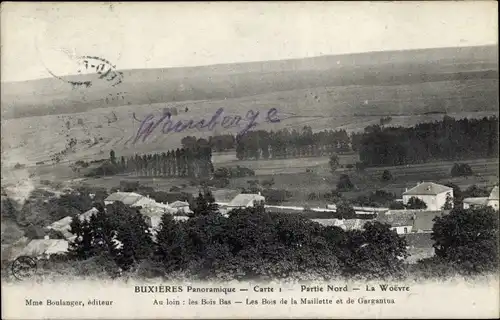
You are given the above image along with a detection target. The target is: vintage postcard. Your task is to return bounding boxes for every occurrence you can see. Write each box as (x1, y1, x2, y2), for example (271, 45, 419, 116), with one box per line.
(1, 1, 499, 319)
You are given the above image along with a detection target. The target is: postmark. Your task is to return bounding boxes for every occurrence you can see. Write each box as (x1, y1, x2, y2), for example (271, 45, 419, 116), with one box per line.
(35, 41, 124, 90)
(11, 256, 37, 281)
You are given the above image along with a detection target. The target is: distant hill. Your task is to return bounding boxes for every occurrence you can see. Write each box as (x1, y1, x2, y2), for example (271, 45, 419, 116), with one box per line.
(2, 45, 498, 120)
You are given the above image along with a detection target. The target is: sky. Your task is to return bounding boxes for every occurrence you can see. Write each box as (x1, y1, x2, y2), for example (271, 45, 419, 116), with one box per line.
(1, 1, 498, 82)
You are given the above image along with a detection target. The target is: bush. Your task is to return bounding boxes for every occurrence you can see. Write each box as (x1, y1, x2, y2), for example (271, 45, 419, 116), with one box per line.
(381, 170, 392, 181)
(337, 174, 354, 191)
(451, 163, 473, 177)
(262, 189, 291, 205)
(307, 192, 320, 200)
(406, 197, 427, 209)
(14, 163, 25, 169)
(354, 190, 396, 207)
(389, 201, 406, 210)
(336, 200, 356, 219)
(120, 181, 140, 192)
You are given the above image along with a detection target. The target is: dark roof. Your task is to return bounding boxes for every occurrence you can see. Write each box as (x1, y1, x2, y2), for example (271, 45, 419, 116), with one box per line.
(412, 211, 447, 232)
(403, 182, 452, 196)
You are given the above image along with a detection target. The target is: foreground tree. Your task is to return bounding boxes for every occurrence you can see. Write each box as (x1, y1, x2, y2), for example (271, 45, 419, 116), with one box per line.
(432, 206, 499, 273)
(342, 221, 409, 279)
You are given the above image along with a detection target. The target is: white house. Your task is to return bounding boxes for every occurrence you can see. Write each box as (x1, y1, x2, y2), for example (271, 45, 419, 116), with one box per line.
(402, 182, 453, 211)
(463, 186, 499, 210)
(487, 186, 499, 210)
(226, 193, 265, 209)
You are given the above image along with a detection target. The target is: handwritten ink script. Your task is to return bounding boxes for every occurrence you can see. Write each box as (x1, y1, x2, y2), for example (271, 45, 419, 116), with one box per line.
(132, 107, 281, 144)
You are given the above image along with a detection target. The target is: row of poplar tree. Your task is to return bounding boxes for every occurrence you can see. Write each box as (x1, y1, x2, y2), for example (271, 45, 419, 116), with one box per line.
(110, 145, 214, 179)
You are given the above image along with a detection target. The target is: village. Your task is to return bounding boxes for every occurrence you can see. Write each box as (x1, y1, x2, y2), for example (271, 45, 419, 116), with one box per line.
(9, 180, 499, 265)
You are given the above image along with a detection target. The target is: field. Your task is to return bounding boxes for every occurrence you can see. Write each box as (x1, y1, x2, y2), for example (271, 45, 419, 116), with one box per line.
(1, 45, 498, 171)
(222, 157, 499, 205)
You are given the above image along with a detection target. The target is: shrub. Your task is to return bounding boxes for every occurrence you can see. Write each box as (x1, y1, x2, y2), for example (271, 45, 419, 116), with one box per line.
(406, 197, 427, 209)
(261, 189, 290, 205)
(381, 170, 393, 181)
(307, 192, 319, 200)
(389, 201, 406, 210)
(14, 163, 25, 169)
(337, 174, 354, 191)
(336, 200, 356, 219)
(451, 163, 473, 177)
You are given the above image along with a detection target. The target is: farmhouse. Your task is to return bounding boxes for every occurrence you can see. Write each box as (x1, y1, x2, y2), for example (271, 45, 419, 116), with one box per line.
(402, 182, 453, 211)
(463, 186, 499, 210)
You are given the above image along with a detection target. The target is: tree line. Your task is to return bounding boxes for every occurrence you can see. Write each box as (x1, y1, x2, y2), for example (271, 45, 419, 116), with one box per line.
(88, 140, 214, 179)
(181, 126, 351, 159)
(359, 116, 499, 166)
(182, 116, 498, 167)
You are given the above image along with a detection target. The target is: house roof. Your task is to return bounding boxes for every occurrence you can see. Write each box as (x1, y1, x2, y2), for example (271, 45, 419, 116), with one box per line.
(403, 182, 452, 196)
(377, 211, 414, 227)
(170, 200, 189, 208)
(20, 239, 69, 257)
(412, 211, 447, 232)
(105, 192, 144, 206)
(489, 186, 499, 200)
(311, 219, 344, 227)
(463, 197, 489, 205)
(228, 194, 265, 207)
(80, 207, 98, 220)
